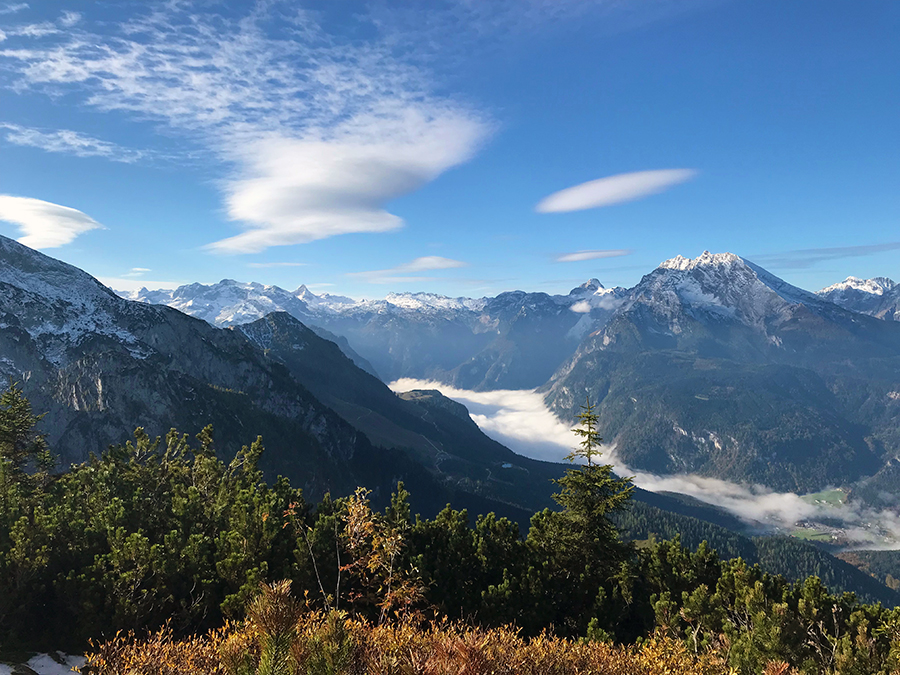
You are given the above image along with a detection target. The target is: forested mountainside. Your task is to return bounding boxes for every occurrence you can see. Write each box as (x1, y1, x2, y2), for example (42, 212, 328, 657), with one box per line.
(542, 252, 900, 492)
(0, 234, 744, 525)
(3, 400, 899, 675)
(5, 236, 900, 605)
(0, 234, 555, 517)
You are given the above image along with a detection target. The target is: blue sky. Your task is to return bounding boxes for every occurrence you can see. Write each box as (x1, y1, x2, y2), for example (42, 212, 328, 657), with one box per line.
(0, 0, 897, 298)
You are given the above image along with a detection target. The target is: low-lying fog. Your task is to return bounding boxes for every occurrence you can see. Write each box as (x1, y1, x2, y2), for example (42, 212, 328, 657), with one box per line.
(390, 378, 900, 549)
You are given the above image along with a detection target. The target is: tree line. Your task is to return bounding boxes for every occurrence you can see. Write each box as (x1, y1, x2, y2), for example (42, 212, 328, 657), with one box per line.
(2, 385, 900, 673)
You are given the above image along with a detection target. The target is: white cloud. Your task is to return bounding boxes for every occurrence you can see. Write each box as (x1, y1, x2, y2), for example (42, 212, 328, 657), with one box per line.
(536, 169, 697, 213)
(0, 123, 145, 162)
(0, 5, 490, 253)
(570, 300, 592, 313)
(556, 249, 631, 263)
(247, 261, 306, 269)
(389, 378, 575, 461)
(0, 195, 103, 248)
(349, 256, 468, 284)
(0, 3, 27, 16)
(395, 256, 468, 273)
(9, 22, 57, 38)
(58, 11, 80, 28)
(211, 113, 486, 252)
(121, 267, 150, 278)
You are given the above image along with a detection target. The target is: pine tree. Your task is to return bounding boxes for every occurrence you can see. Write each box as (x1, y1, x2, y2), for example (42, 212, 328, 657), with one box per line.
(567, 397, 603, 466)
(0, 381, 52, 479)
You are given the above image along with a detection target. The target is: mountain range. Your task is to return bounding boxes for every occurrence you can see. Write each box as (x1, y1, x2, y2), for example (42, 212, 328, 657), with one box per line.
(5, 234, 900, 601)
(125, 251, 900, 494)
(0, 234, 569, 520)
(5, 230, 900, 498)
(542, 252, 900, 491)
(125, 278, 627, 390)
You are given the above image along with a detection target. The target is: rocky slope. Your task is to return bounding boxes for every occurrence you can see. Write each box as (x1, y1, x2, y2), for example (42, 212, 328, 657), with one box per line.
(542, 252, 900, 491)
(0, 235, 474, 507)
(818, 276, 900, 321)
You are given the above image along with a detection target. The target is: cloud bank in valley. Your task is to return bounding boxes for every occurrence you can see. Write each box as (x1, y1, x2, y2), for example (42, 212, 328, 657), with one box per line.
(0, 195, 103, 248)
(536, 169, 697, 213)
(390, 378, 900, 548)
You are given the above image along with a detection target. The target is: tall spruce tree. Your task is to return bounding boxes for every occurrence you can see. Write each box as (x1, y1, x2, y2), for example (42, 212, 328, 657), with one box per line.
(526, 396, 635, 636)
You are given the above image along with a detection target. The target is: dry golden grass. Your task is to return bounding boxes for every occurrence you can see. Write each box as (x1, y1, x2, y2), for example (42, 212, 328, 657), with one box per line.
(80, 581, 740, 675)
(80, 615, 733, 675)
(79, 624, 230, 675)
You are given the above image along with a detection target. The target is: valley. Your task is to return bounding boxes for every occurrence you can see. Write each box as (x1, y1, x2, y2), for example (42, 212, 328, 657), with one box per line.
(3, 234, 900, 655)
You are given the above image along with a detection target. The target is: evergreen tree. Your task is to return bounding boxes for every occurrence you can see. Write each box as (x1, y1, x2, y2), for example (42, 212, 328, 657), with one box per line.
(567, 397, 603, 466)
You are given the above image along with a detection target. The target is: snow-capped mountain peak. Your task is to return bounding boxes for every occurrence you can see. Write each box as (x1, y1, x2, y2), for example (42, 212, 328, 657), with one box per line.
(819, 276, 896, 296)
(0, 235, 151, 366)
(658, 250, 744, 272)
(569, 278, 604, 295)
(382, 292, 487, 312)
(817, 276, 900, 321)
(627, 250, 832, 334)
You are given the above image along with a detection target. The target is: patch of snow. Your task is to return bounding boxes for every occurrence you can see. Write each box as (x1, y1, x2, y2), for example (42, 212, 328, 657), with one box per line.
(819, 276, 896, 296)
(0, 653, 84, 675)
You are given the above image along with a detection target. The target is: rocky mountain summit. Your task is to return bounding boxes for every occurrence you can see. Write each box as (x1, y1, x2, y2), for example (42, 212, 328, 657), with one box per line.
(818, 276, 900, 321)
(542, 252, 900, 491)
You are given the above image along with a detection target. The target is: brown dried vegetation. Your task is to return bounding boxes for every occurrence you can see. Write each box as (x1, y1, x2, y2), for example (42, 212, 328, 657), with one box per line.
(80, 581, 739, 675)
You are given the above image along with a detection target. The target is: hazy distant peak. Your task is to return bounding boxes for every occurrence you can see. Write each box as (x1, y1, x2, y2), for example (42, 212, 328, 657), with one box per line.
(569, 278, 604, 295)
(816, 276, 900, 321)
(819, 276, 896, 296)
(658, 251, 744, 271)
(383, 291, 486, 312)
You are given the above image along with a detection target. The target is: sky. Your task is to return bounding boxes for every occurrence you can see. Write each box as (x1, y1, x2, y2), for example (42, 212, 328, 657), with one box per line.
(0, 0, 898, 298)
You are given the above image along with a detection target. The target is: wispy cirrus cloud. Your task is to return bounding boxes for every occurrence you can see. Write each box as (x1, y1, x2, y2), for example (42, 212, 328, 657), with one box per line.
(349, 255, 467, 284)
(536, 169, 697, 213)
(247, 261, 306, 269)
(750, 242, 900, 270)
(0, 3, 27, 16)
(0, 194, 103, 248)
(0, 3, 491, 253)
(556, 249, 631, 263)
(0, 1, 695, 254)
(0, 123, 146, 162)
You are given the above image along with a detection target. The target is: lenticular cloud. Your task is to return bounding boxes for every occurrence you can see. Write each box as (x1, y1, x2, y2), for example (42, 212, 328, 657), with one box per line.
(536, 169, 697, 213)
(0, 4, 490, 253)
(0, 195, 103, 249)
